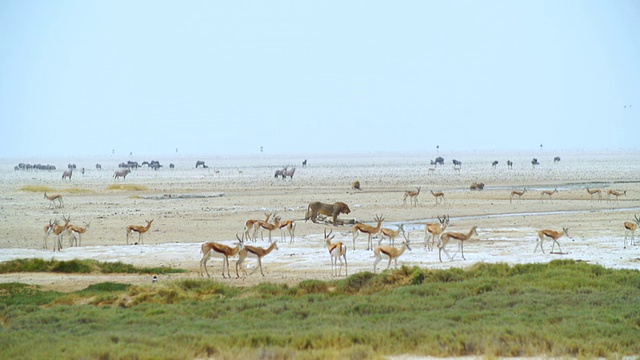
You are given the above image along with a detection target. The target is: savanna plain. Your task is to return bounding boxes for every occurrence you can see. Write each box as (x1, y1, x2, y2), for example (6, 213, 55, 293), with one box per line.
(1, 150, 639, 359)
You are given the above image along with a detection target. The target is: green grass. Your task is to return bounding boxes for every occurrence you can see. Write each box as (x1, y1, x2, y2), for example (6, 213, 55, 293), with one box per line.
(0, 260, 639, 359)
(0, 258, 186, 275)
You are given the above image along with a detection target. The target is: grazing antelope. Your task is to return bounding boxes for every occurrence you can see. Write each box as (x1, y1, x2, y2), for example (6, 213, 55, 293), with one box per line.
(424, 215, 449, 251)
(534, 228, 570, 254)
(624, 215, 640, 248)
(243, 212, 272, 241)
(380, 224, 407, 246)
(324, 229, 347, 276)
(438, 226, 478, 262)
(607, 190, 626, 203)
(541, 188, 558, 202)
(586, 188, 602, 202)
(278, 219, 296, 243)
(403, 186, 421, 206)
(510, 189, 526, 204)
(199, 236, 244, 278)
(373, 239, 412, 273)
(61, 170, 72, 181)
(352, 214, 384, 250)
(113, 169, 131, 180)
(235, 240, 279, 277)
(44, 193, 64, 209)
(126, 219, 153, 245)
(430, 190, 445, 205)
(67, 222, 90, 247)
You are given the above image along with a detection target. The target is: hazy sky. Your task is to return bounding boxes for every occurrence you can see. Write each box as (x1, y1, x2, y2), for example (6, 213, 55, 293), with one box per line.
(1, 1, 638, 158)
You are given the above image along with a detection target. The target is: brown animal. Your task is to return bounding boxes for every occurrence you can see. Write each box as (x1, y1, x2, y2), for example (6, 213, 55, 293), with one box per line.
(44, 193, 64, 209)
(243, 212, 272, 241)
(373, 239, 411, 273)
(425, 215, 449, 251)
(431, 190, 445, 205)
(470, 182, 484, 191)
(380, 224, 407, 246)
(126, 219, 153, 244)
(235, 240, 279, 277)
(403, 186, 421, 206)
(607, 189, 626, 203)
(352, 214, 384, 250)
(49, 215, 72, 252)
(352, 181, 362, 190)
(67, 222, 90, 247)
(586, 188, 602, 202)
(304, 201, 351, 226)
(534, 228, 570, 254)
(200, 236, 244, 278)
(510, 189, 526, 203)
(438, 226, 478, 262)
(278, 219, 296, 243)
(624, 215, 640, 248)
(324, 229, 347, 276)
(541, 188, 558, 202)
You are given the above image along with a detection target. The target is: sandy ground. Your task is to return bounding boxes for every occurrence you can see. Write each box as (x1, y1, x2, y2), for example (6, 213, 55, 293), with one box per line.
(1, 149, 639, 292)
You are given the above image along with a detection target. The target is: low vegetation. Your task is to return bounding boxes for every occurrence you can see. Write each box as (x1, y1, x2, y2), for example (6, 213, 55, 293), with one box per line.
(0, 260, 638, 359)
(0, 258, 185, 275)
(106, 184, 149, 191)
(19, 185, 56, 193)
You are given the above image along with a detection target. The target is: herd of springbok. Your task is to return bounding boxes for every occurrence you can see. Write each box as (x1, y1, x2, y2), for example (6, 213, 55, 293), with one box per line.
(39, 181, 636, 279)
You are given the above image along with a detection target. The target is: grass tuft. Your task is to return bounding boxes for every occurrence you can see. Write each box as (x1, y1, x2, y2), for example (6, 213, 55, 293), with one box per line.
(106, 184, 149, 191)
(0, 258, 185, 274)
(20, 185, 56, 193)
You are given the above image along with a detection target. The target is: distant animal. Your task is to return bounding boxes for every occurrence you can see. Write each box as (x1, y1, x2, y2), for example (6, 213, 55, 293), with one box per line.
(196, 161, 206, 168)
(169, 163, 175, 169)
(554, 156, 561, 163)
(431, 190, 445, 205)
(352, 181, 362, 190)
(623, 215, 640, 248)
(61, 170, 72, 181)
(586, 188, 602, 201)
(95, 163, 102, 170)
(304, 201, 351, 226)
(113, 169, 131, 180)
(126, 219, 153, 245)
(44, 193, 64, 209)
(507, 160, 513, 169)
(403, 186, 421, 206)
(274, 167, 288, 178)
(470, 182, 484, 191)
(282, 167, 296, 180)
(541, 188, 558, 202)
(607, 189, 627, 203)
(531, 158, 540, 167)
(510, 188, 526, 203)
(492, 160, 498, 168)
(452, 159, 462, 167)
(435, 156, 445, 165)
(302, 159, 308, 167)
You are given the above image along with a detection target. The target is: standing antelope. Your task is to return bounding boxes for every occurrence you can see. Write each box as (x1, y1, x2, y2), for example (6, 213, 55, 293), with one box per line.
(352, 214, 384, 250)
(235, 240, 279, 277)
(43, 220, 55, 250)
(254, 216, 281, 243)
(243, 212, 272, 241)
(67, 222, 90, 247)
(278, 219, 296, 243)
(586, 188, 602, 202)
(607, 190, 626, 203)
(51, 215, 72, 252)
(431, 190, 445, 205)
(113, 169, 131, 180)
(324, 229, 347, 276)
(126, 219, 153, 245)
(534, 228, 570, 254)
(380, 224, 407, 246)
(624, 215, 640, 248)
(541, 188, 558, 202)
(510, 189, 526, 204)
(424, 215, 449, 251)
(438, 226, 478, 262)
(44, 193, 64, 209)
(199, 236, 244, 278)
(373, 239, 412, 273)
(403, 187, 421, 206)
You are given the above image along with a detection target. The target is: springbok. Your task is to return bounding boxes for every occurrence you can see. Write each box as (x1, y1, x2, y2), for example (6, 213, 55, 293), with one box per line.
(403, 186, 421, 206)
(126, 219, 153, 245)
(44, 193, 64, 209)
(324, 229, 347, 276)
(373, 239, 412, 273)
(624, 215, 640, 248)
(425, 215, 449, 251)
(352, 214, 384, 250)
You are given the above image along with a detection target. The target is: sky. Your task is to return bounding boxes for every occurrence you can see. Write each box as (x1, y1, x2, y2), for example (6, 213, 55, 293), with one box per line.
(1, 1, 638, 158)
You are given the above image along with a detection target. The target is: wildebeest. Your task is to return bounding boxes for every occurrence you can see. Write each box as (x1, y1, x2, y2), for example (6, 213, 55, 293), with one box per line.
(492, 160, 499, 168)
(435, 157, 445, 165)
(113, 169, 131, 180)
(452, 159, 462, 167)
(196, 160, 206, 168)
(531, 158, 540, 167)
(302, 159, 308, 167)
(169, 163, 175, 169)
(95, 163, 102, 170)
(554, 156, 561, 163)
(507, 160, 513, 169)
